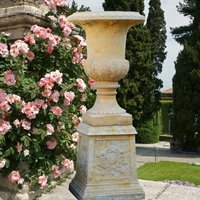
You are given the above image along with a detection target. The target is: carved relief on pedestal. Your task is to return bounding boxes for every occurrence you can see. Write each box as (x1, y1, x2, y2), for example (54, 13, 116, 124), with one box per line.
(94, 139, 131, 178)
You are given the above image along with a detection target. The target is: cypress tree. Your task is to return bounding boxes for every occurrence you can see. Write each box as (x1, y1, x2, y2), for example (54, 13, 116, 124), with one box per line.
(147, 0, 167, 74)
(103, 0, 156, 127)
(146, 0, 167, 113)
(171, 0, 195, 45)
(172, 0, 200, 151)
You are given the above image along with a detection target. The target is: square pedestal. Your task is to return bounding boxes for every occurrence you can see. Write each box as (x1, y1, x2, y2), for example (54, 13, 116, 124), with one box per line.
(69, 123, 145, 200)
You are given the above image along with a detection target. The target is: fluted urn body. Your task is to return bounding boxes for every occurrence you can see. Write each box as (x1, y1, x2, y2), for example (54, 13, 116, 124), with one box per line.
(67, 12, 145, 200)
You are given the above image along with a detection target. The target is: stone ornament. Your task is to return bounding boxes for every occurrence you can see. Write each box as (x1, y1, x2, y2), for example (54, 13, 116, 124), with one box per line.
(68, 12, 144, 118)
(68, 12, 145, 200)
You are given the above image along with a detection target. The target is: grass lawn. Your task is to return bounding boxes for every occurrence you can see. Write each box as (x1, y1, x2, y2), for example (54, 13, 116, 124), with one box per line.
(137, 161, 200, 186)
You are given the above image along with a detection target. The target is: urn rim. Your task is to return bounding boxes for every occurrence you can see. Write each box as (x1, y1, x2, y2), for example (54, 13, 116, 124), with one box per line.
(67, 11, 145, 24)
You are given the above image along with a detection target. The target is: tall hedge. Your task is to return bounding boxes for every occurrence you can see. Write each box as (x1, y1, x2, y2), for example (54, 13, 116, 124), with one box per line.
(160, 100, 173, 135)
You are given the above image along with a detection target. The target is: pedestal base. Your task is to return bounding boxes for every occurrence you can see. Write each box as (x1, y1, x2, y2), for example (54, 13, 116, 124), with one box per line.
(69, 180, 144, 200)
(69, 123, 145, 200)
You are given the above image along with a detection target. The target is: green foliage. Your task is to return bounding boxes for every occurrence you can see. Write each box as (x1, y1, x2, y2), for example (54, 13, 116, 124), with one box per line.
(136, 120, 160, 144)
(172, 0, 200, 151)
(138, 161, 200, 186)
(103, 0, 144, 14)
(0, 1, 94, 187)
(160, 100, 173, 135)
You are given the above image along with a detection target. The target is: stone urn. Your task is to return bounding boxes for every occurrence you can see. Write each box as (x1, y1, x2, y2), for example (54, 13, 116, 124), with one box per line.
(67, 12, 145, 200)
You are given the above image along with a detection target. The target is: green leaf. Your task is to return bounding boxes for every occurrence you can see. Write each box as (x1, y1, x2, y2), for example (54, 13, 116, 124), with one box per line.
(24, 138, 30, 147)
(6, 159, 10, 168)
(4, 147, 14, 157)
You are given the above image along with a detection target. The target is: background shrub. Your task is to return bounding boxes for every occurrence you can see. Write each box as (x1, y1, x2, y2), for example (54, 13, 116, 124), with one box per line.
(136, 120, 160, 144)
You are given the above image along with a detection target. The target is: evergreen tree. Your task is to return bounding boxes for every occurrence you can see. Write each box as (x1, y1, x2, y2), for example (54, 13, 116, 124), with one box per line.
(103, 0, 157, 127)
(172, 0, 200, 151)
(171, 0, 195, 45)
(146, 0, 167, 113)
(103, 0, 144, 14)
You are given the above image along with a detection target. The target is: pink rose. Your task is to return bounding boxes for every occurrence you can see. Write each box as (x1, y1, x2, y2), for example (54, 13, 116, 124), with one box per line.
(64, 91, 75, 105)
(50, 90, 60, 102)
(0, 101, 11, 111)
(46, 124, 54, 135)
(0, 43, 9, 57)
(46, 45, 54, 54)
(17, 178, 24, 185)
(48, 34, 61, 47)
(10, 40, 29, 57)
(61, 159, 74, 173)
(34, 99, 47, 110)
(0, 89, 7, 103)
(27, 50, 35, 62)
(22, 102, 40, 119)
(58, 15, 74, 36)
(74, 35, 87, 47)
(88, 78, 96, 87)
(38, 175, 48, 187)
(80, 105, 87, 114)
(4, 70, 16, 86)
(21, 119, 31, 130)
(16, 142, 23, 153)
(72, 48, 83, 64)
(42, 88, 52, 98)
(50, 106, 62, 116)
(0, 159, 6, 169)
(6, 94, 21, 104)
(52, 165, 60, 178)
(13, 119, 21, 128)
(0, 120, 12, 135)
(46, 138, 57, 149)
(76, 78, 86, 92)
(45, 0, 67, 9)
(72, 115, 82, 126)
(39, 75, 53, 89)
(10, 45, 19, 57)
(31, 25, 51, 40)
(8, 171, 21, 183)
(24, 35, 35, 45)
(50, 70, 63, 85)
(72, 132, 79, 142)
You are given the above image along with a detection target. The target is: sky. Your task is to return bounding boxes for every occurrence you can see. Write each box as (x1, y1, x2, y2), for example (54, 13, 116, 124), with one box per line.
(68, 0, 190, 90)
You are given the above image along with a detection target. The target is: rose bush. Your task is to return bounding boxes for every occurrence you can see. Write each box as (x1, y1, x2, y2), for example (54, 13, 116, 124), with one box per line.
(0, 0, 94, 189)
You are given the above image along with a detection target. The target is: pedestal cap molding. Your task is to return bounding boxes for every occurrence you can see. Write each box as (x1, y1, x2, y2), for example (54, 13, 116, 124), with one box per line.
(78, 123, 138, 136)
